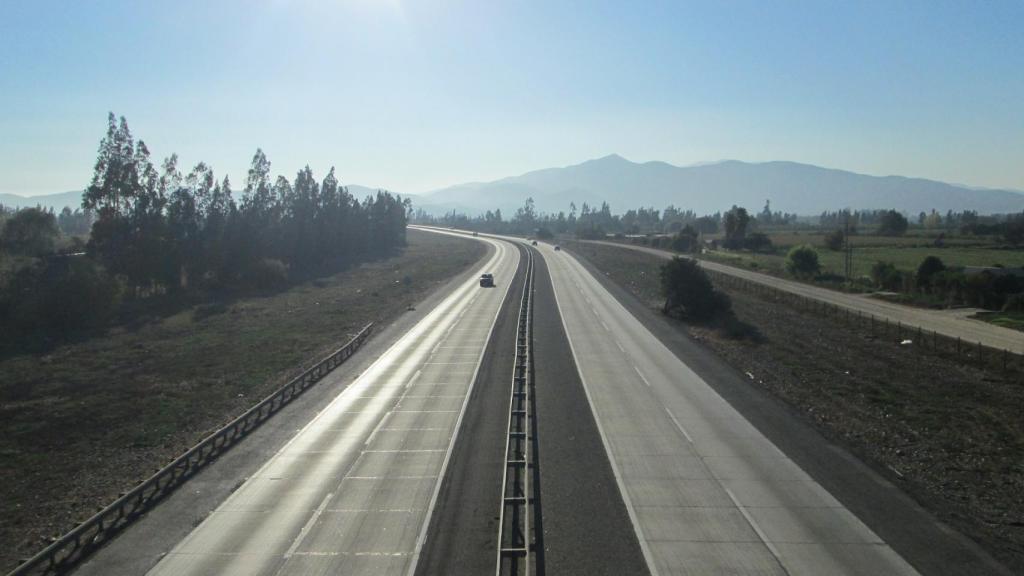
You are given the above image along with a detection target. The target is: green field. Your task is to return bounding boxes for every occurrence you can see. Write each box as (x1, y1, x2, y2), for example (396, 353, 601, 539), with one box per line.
(699, 231, 1024, 280)
(974, 311, 1024, 332)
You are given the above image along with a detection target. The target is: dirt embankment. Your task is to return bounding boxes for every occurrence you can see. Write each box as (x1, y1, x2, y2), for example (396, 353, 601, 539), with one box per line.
(569, 240, 1024, 573)
(0, 230, 486, 572)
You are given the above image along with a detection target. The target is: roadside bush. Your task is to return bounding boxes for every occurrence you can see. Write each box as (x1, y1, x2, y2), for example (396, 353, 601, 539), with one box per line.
(964, 272, 997, 309)
(535, 227, 554, 240)
(824, 228, 844, 251)
(785, 244, 820, 278)
(660, 257, 730, 321)
(246, 258, 289, 291)
(916, 256, 946, 291)
(959, 271, 1020, 310)
(870, 261, 901, 291)
(931, 269, 967, 303)
(1002, 293, 1024, 312)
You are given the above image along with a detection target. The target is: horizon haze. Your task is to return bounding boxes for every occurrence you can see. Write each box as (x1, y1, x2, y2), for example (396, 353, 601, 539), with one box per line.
(2, 1, 1023, 199)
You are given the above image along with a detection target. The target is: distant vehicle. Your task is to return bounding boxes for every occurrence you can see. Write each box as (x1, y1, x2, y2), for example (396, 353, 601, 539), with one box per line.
(531, 240, 538, 246)
(472, 231, 479, 236)
(553, 245, 561, 251)
(479, 273, 494, 287)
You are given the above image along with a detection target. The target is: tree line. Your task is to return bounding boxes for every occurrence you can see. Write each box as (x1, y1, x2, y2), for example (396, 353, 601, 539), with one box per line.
(0, 113, 409, 351)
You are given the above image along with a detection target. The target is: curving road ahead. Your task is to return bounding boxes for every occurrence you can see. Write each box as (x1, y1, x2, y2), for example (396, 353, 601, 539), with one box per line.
(142, 236, 519, 576)
(587, 240, 1024, 355)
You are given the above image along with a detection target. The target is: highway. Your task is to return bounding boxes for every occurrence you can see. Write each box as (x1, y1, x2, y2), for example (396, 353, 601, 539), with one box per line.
(61, 228, 1010, 576)
(141, 236, 519, 576)
(539, 241, 921, 575)
(588, 240, 1024, 355)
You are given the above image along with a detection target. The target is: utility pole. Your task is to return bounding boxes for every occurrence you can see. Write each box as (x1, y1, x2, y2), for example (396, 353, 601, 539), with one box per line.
(844, 209, 853, 282)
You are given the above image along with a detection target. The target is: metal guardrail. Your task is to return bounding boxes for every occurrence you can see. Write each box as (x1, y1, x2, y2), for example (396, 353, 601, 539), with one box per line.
(497, 248, 536, 576)
(8, 323, 373, 576)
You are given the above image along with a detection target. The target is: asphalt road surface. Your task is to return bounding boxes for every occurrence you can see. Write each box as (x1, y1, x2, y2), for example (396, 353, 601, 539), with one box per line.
(539, 240, 921, 575)
(589, 240, 1024, 355)
(141, 237, 519, 576)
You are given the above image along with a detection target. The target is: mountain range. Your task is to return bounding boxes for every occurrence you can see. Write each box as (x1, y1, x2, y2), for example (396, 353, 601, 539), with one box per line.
(6, 156, 1023, 217)
(413, 155, 1024, 216)
(1, 190, 83, 212)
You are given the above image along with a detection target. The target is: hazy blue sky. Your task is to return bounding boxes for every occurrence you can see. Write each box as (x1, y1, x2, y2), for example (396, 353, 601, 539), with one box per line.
(2, 0, 1022, 196)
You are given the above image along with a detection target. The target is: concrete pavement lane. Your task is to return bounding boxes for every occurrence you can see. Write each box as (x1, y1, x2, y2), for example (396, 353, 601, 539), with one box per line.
(413, 244, 526, 576)
(589, 240, 1024, 355)
(540, 242, 920, 576)
(142, 236, 519, 576)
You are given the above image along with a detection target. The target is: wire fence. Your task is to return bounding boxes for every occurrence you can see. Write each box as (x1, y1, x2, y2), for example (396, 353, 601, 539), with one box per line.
(7, 323, 373, 576)
(707, 270, 1024, 377)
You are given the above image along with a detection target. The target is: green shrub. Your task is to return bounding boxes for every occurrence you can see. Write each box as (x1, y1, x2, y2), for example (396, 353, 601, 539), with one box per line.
(785, 244, 820, 278)
(916, 256, 946, 290)
(1002, 293, 1024, 312)
(870, 261, 901, 291)
(660, 257, 730, 321)
(670, 226, 699, 253)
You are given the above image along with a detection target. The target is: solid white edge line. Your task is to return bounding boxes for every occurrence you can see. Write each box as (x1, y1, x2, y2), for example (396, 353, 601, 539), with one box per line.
(405, 236, 523, 576)
(543, 247, 662, 576)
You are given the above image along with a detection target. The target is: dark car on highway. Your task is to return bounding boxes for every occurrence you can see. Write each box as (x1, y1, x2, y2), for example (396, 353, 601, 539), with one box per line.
(479, 273, 494, 287)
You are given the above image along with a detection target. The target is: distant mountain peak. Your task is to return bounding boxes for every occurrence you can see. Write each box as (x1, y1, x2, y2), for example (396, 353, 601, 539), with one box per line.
(583, 153, 631, 165)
